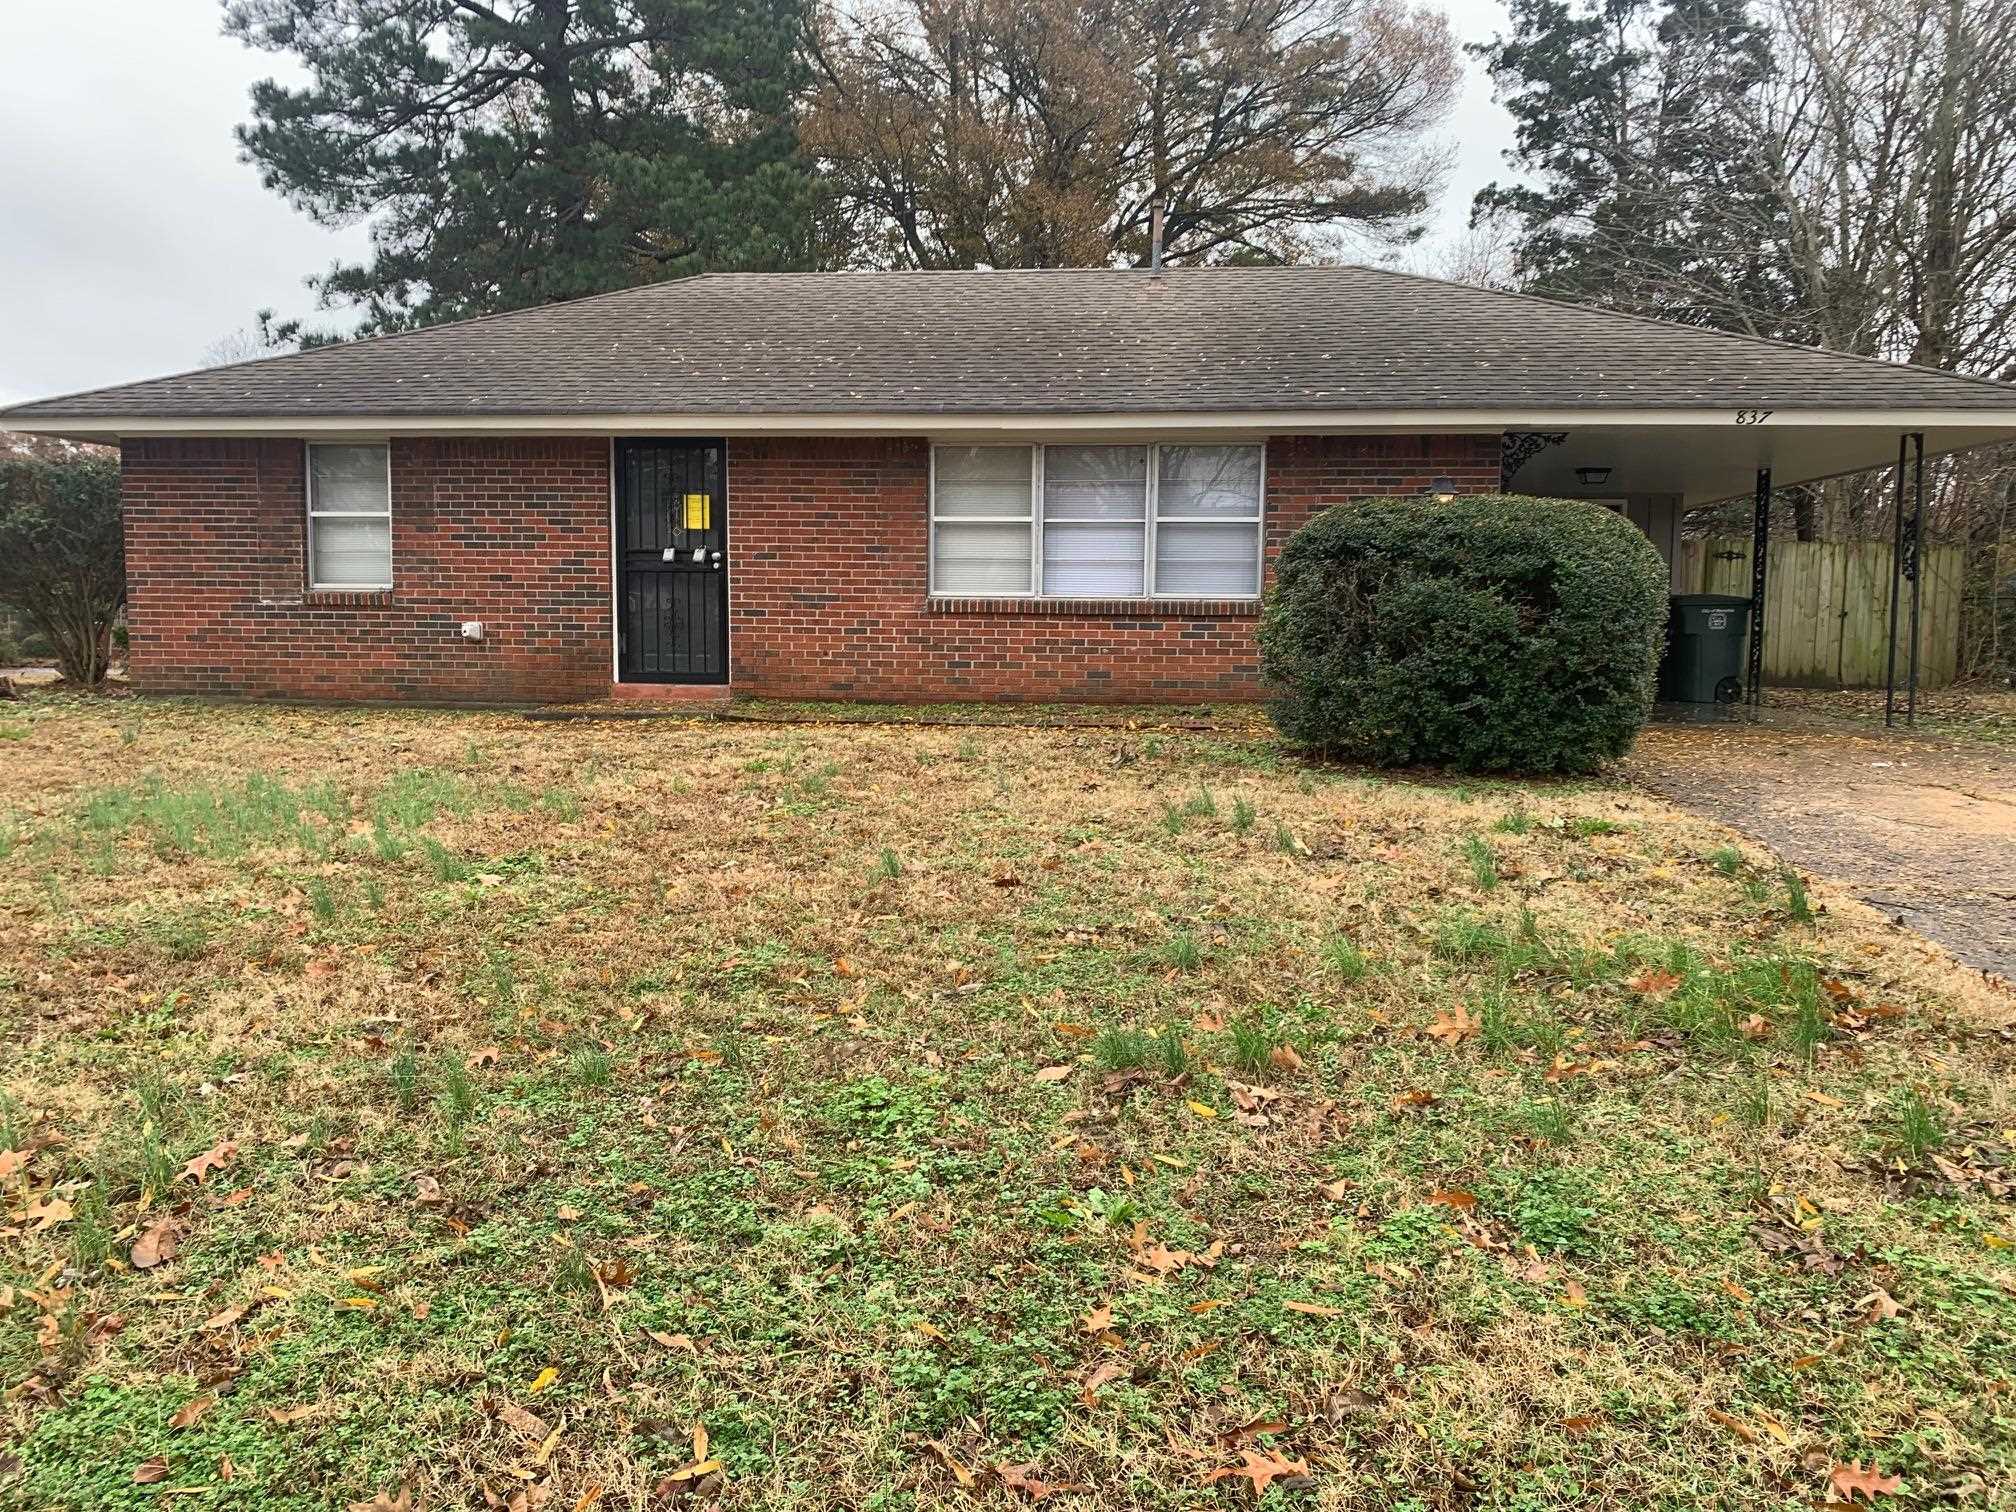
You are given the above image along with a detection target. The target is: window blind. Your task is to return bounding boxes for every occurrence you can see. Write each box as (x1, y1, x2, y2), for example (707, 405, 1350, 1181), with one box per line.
(928, 442, 1263, 600)
(1043, 445, 1146, 596)
(308, 444, 392, 590)
(931, 446, 1033, 594)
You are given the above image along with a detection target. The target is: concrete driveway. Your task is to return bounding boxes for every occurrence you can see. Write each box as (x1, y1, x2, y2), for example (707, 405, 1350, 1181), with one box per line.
(1625, 710, 2016, 982)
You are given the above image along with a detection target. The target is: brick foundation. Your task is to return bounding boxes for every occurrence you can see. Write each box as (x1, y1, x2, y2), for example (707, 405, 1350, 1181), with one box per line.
(120, 431, 1499, 705)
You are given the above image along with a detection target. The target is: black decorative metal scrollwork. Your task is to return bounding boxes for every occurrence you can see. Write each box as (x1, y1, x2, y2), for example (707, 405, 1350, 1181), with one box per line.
(1500, 431, 1569, 488)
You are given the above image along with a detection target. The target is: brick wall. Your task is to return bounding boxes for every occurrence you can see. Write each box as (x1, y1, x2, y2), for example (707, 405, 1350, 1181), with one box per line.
(121, 438, 611, 702)
(726, 433, 1501, 702)
(121, 431, 1499, 705)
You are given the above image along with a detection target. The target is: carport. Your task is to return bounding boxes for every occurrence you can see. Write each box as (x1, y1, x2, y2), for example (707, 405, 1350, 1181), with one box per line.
(1499, 409, 2016, 722)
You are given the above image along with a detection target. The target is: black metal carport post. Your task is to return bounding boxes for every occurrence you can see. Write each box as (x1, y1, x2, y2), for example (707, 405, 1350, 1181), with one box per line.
(1884, 436, 1906, 725)
(1883, 432, 1927, 728)
(1907, 432, 1926, 725)
(1747, 468, 1770, 707)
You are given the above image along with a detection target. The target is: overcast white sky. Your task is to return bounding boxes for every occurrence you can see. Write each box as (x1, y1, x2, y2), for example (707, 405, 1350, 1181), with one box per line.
(0, 0, 1517, 409)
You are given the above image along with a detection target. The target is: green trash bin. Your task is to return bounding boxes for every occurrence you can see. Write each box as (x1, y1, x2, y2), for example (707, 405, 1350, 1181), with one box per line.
(1659, 594, 1751, 703)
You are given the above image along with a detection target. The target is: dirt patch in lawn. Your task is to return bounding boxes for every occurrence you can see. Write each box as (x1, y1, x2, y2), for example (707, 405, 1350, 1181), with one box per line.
(1, 695, 2012, 1510)
(1627, 716, 2016, 983)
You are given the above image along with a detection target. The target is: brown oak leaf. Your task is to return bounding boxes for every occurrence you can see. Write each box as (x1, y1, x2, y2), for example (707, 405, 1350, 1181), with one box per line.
(1830, 1461, 1903, 1503)
(181, 1140, 238, 1184)
(1202, 1448, 1312, 1497)
(1425, 1005, 1478, 1044)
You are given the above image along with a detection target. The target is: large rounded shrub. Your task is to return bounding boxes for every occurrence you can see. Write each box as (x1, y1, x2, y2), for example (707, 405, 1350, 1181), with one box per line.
(1259, 494, 1670, 773)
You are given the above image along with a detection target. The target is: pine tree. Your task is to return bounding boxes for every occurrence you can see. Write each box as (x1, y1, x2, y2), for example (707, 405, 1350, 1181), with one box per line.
(227, 0, 815, 334)
(1471, 0, 1793, 334)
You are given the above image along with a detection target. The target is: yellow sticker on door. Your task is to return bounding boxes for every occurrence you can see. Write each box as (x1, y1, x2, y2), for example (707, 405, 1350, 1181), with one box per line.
(683, 493, 711, 531)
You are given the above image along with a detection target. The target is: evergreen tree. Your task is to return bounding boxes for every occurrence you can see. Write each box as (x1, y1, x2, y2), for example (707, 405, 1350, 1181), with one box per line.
(1471, 0, 1795, 334)
(226, 0, 815, 334)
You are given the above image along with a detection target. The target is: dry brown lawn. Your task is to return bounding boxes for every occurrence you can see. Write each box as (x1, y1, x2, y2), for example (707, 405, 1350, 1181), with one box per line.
(0, 696, 2011, 1511)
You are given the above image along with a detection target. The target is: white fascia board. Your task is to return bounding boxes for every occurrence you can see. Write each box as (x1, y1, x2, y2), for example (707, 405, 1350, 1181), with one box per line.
(11, 406, 2016, 443)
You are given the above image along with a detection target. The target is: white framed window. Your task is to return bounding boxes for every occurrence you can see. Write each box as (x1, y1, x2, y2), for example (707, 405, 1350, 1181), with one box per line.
(929, 443, 1264, 600)
(929, 445, 1036, 596)
(1154, 445, 1265, 597)
(307, 443, 392, 591)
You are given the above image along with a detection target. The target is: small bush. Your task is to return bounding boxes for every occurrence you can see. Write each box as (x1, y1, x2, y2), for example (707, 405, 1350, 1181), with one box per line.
(1259, 494, 1670, 773)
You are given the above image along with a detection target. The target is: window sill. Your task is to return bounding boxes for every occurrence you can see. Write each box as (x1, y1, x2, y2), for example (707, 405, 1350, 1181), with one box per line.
(927, 596, 1260, 617)
(301, 588, 395, 606)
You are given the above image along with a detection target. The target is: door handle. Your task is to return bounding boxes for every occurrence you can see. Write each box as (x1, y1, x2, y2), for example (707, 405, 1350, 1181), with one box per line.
(709, 551, 723, 570)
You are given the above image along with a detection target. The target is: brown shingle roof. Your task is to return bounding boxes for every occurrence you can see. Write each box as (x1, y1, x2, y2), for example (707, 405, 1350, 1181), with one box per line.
(7, 266, 2016, 422)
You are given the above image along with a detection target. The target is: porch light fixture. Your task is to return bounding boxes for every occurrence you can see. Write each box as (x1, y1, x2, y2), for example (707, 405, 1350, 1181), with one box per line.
(1423, 476, 1458, 503)
(1575, 465, 1614, 487)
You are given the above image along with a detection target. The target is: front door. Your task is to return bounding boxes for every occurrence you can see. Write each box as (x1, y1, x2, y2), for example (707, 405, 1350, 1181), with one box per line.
(615, 439, 727, 683)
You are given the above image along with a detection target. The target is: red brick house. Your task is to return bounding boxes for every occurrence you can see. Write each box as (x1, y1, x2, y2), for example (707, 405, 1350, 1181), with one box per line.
(5, 267, 2015, 705)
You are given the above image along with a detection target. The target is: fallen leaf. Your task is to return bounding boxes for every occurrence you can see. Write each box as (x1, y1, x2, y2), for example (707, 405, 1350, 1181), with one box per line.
(927, 1440, 975, 1488)
(1268, 1044, 1304, 1074)
(1830, 1461, 1903, 1503)
(1805, 1091, 1847, 1110)
(20, 1196, 72, 1232)
(131, 1216, 177, 1269)
(994, 1462, 1079, 1499)
(266, 1405, 317, 1424)
(833, 956, 859, 978)
(1857, 1288, 1903, 1321)
(1079, 1359, 1126, 1404)
(1426, 1189, 1476, 1211)
(1425, 1005, 1478, 1044)
(1219, 1417, 1288, 1446)
(1706, 1408, 1758, 1443)
(1284, 1300, 1347, 1318)
(1202, 1447, 1312, 1497)
(1184, 1100, 1217, 1120)
(1315, 1179, 1352, 1201)
(181, 1140, 238, 1184)
(1080, 1305, 1113, 1336)
(133, 1457, 172, 1484)
(169, 1396, 216, 1430)
(496, 1402, 547, 1440)
(526, 1367, 559, 1394)
(1033, 1065, 1073, 1084)
(1629, 968, 1682, 996)
(465, 1046, 500, 1068)
(1559, 1280, 1588, 1309)
(413, 1175, 444, 1207)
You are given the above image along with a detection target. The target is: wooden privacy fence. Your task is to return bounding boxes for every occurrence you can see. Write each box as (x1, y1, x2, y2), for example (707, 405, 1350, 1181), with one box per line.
(1673, 536, 1962, 690)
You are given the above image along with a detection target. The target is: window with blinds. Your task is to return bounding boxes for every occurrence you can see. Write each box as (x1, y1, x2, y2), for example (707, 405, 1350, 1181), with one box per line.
(307, 444, 393, 591)
(929, 443, 1262, 599)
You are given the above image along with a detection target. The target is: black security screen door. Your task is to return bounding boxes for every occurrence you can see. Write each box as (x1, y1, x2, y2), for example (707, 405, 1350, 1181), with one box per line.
(616, 439, 727, 683)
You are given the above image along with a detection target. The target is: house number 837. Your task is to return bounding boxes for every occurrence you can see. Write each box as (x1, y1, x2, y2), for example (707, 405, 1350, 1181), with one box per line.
(1733, 409, 1773, 424)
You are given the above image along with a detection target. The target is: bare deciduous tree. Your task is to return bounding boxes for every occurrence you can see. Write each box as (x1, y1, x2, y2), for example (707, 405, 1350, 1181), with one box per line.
(804, 0, 1460, 268)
